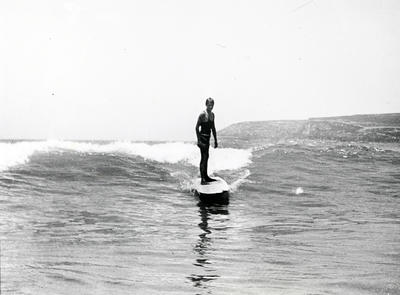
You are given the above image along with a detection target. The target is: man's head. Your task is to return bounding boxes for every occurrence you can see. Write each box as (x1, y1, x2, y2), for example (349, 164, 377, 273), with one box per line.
(205, 97, 214, 111)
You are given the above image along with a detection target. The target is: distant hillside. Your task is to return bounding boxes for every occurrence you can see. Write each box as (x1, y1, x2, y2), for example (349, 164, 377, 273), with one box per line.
(219, 113, 400, 146)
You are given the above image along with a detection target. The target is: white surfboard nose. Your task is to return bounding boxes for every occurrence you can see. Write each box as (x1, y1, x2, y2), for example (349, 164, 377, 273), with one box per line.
(194, 176, 230, 194)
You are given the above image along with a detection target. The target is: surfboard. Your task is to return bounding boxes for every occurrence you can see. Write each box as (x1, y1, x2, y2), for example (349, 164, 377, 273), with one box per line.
(193, 176, 230, 205)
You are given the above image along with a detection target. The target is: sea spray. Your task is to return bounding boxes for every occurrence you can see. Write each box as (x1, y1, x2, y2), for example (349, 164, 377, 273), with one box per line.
(229, 169, 252, 192)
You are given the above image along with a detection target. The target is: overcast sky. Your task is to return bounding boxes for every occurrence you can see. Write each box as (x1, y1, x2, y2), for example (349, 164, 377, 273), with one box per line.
(1, 0, 399, 141)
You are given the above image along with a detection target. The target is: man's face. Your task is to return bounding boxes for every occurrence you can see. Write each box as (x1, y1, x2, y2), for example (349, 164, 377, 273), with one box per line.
(206, 102, 214, 112)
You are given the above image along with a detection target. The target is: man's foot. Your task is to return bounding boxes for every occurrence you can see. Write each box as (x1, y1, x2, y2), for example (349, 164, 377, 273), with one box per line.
(200, 179, 210, 185)
(205, 177, 217, 182)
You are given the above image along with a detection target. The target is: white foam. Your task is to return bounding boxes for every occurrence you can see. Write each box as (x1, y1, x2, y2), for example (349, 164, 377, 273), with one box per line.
(189, 147, 252, 173)
(0, 140, 252, 172)
(295, 187, 304, 195)
(229, 169, 252, 192)
(0, 141, 52, 171)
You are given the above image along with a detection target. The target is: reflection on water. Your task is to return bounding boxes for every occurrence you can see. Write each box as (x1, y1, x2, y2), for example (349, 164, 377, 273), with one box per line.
(188, 204, 229, 291)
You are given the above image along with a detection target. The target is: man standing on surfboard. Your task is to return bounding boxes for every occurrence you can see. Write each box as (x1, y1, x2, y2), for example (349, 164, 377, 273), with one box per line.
(196, 97, 218, 185)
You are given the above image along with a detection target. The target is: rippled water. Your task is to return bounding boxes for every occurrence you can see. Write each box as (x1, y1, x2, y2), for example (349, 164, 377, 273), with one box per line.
(0, 140, 399, 294)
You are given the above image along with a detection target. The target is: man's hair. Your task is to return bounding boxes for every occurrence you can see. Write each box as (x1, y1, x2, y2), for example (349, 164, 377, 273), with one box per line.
(205, 97, 214, 105)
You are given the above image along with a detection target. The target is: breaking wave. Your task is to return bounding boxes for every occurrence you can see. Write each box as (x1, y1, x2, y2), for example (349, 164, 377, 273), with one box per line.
(0, 140, 252, 172)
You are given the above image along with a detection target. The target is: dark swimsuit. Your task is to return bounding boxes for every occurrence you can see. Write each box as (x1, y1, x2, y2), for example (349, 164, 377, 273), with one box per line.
(199, 112, 213, 147)
(198, 111, 215, 182)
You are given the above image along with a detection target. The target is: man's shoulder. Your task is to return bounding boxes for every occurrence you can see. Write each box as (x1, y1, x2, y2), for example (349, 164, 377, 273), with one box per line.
(198, 111, 215, 121)
(198, 111, 207, 118)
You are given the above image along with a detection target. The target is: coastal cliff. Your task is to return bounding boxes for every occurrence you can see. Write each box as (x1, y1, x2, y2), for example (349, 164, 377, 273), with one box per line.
(219, 113, 400, 146)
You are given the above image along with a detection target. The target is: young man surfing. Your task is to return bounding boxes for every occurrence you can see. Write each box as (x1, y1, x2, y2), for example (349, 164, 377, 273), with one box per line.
(195, 97, 218, 185)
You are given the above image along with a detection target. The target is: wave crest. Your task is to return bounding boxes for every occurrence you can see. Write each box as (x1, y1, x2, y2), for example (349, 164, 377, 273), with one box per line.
(0, 140, 252, 172)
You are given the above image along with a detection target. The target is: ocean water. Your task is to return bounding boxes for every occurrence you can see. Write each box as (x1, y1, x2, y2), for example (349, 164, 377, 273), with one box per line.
(0, 138, 399, 295)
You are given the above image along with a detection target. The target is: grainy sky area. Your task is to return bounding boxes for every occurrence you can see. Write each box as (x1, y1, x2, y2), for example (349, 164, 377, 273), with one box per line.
(1, 0, 400, 140)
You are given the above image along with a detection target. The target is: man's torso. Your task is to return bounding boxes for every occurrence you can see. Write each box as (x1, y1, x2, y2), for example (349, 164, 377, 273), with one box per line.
(199, 111, 214, 136)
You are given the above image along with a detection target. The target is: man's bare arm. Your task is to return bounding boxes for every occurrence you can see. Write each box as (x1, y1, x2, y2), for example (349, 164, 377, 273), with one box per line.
(212, 114, 218, 148)
(195, 115, 202, 143)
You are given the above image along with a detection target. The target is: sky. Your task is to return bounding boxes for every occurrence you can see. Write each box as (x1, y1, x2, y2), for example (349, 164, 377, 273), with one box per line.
(1, 0, 400, 141)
